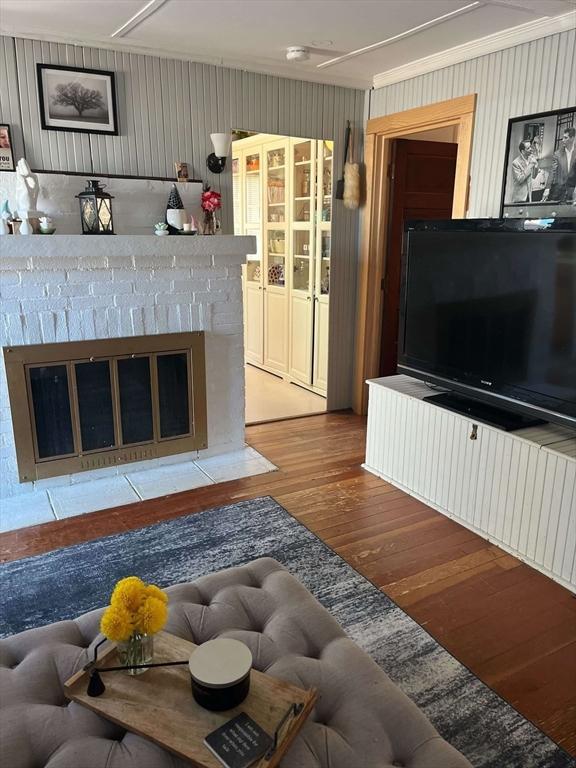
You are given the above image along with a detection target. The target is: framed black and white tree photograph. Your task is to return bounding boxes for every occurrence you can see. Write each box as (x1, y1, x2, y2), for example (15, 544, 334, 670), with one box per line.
(500, 106, 576, 218)
(37, 64, 118, 135)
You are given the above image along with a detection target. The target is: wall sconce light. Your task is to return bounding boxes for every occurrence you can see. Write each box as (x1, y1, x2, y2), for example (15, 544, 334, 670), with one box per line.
(207, 133, 232, 174)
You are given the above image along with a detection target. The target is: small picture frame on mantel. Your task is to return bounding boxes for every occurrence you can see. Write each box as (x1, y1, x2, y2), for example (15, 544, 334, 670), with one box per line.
(175, 162, 190, 183)
(37, 63, 118, 135)
(0, 124, 15, 171)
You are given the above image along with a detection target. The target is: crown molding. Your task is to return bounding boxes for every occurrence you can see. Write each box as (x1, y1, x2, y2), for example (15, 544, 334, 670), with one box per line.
(0, 28, 370, 90)
(372, 10, 576, 90)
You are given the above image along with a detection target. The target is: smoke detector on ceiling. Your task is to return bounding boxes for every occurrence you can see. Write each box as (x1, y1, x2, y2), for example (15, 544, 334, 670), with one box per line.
(286, 46, 310, 62)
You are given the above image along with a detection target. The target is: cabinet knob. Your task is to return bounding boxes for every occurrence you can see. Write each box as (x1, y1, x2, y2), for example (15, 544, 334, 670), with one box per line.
(470, 424, 478, 441)
(307, 296, 311, 301)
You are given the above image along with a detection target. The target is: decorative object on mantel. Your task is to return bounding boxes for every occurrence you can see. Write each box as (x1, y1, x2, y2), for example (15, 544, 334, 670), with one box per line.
(16, 159, 43, 231)
(19, 216, 33, 236)
(0, 124, 15, 171)
(9, 218, 21, 235)
(76, 179, 115, 234)
(174, 161, 189, 182)
(0, 200, 12, 235)
(201, 183, 222, 235)
(100, 576, 168, 676)
(36, 63, 118, 136)
(165, 183, 186, 233)
(39, 216, 56, 234)
(207, 132, 232, 174)
(154, 221, 169, 236)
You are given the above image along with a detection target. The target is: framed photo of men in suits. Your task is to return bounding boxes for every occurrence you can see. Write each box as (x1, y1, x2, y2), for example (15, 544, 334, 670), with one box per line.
(500, 107, 576, 218)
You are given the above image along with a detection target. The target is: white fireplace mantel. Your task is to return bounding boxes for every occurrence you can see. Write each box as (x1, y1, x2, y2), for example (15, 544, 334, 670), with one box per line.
(1, 234, 256, 265)
(0, 234, 255, 499)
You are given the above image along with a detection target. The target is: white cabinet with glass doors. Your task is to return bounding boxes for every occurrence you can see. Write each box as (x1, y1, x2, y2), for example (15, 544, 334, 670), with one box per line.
(233, 134, 331, 396)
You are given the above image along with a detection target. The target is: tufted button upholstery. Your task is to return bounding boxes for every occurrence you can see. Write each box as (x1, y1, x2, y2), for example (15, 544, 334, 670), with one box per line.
(0, 558, 471, 768)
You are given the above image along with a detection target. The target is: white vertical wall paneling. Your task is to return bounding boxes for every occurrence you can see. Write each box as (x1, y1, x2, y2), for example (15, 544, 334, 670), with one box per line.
(507, 442, 529, 550)
(0, 37, 24, 159)
(539, 456, 563, 568)
(561, 464, 576, 583)
(554, 461, 575, 579)
(369, 29, 575, 217)
(517, 446, 538, 555)
(534, 453, 558, 566)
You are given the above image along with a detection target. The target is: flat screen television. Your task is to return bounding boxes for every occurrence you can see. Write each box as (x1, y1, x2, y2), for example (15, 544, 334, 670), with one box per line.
(398, 218, 576, 430)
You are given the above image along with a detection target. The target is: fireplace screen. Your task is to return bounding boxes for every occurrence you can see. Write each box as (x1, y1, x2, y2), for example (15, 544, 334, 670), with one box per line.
(4, 333, 207, 482)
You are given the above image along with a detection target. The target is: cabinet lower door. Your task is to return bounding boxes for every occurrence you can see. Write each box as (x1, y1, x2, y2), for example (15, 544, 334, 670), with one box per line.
(245, 284, 264, 365)
(289, 294, 313, 384)
(312, 298, 329, 393)
(264, 288, 288, 372)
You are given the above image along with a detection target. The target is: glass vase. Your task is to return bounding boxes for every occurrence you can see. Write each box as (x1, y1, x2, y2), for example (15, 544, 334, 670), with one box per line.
(202, 210, 218, 235)
(117, 633, 153, 675)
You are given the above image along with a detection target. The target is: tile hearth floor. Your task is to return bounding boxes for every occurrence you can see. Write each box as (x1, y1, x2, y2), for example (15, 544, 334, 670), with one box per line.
(0, 446, 276, 533)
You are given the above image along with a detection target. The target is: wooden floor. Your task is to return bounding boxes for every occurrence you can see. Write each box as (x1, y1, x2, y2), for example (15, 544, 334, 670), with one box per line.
(1, 413, 575, 755)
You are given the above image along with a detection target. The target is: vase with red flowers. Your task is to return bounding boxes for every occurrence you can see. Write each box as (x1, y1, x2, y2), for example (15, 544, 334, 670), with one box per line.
(201, 184, 222, 235)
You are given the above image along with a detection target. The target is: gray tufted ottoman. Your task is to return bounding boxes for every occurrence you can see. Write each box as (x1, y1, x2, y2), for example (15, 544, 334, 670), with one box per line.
(0, 558, 471, 768)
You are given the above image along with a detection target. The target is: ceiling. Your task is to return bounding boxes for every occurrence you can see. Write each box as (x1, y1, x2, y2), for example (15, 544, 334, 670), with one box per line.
(0, 0, 574, 88)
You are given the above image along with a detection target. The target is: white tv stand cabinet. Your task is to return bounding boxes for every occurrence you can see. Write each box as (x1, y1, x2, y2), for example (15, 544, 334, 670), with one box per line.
(364, 376, 576, 592)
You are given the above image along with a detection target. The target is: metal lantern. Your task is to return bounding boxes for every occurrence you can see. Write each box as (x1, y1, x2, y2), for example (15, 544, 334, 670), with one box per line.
(76, 179, 114, 235)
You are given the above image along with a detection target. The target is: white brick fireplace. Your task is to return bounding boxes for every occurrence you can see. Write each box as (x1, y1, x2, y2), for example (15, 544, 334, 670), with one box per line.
(0, 234, 255, 500)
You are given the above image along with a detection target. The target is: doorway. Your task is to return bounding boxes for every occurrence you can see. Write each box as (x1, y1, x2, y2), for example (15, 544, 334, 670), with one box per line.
(232, 132, 331, 424)
(355, 94, 477, 414)
(380, 137, 457, 376)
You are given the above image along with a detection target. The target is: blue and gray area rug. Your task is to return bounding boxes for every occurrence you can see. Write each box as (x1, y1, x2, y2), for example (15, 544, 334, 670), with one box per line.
(1, 496, 574, 768)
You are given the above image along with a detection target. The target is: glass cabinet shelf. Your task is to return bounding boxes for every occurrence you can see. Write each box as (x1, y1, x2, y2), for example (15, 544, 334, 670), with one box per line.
(267, 228, 286, 287)
(293, 142, 312, 163)
(293, 257, 311, 292)
(267, 147, 285, 168)
(267, 257, 285, 286)
(246, 260, 261, 283)
(246, 153, 260, 172)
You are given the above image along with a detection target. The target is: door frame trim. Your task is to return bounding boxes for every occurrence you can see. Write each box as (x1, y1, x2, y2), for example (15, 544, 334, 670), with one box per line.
(353, 94, 477, 414)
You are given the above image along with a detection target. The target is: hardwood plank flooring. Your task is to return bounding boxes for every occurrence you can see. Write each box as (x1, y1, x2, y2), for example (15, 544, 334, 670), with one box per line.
(1, 413, 575, 755)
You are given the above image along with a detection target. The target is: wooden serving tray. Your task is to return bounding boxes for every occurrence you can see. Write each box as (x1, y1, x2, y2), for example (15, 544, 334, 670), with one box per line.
(65, 631, 317, 768)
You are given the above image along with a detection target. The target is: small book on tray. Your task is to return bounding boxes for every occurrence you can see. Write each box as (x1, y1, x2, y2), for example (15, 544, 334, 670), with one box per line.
(204, 712, 273, 768)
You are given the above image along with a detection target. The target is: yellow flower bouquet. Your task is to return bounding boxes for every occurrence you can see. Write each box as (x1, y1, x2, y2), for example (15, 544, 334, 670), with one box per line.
(100, 576, 168, 675)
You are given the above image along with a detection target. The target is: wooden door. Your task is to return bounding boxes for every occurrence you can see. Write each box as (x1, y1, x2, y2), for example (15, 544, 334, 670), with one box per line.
(380, 138, 457, 376)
